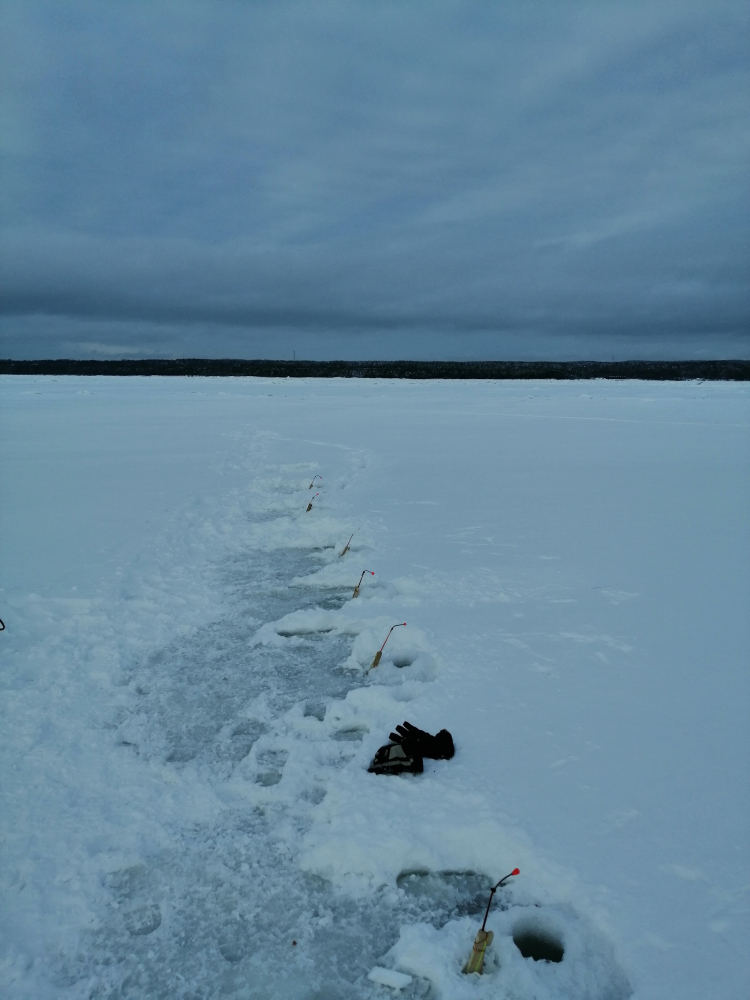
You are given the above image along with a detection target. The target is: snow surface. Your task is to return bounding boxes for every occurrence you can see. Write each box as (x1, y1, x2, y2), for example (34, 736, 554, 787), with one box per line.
(1, 376, 748, 1000)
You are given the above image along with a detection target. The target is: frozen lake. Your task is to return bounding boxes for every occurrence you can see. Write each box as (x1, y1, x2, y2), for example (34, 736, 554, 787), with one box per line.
(1, 376, 748, 999)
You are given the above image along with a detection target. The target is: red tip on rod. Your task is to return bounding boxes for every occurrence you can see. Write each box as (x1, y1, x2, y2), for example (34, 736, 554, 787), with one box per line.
(379, 622, 407, 652)
(492, 868, 519, 890)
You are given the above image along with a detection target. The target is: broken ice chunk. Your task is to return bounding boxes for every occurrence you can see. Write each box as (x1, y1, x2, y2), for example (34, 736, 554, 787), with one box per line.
(367, 966, 413, 989)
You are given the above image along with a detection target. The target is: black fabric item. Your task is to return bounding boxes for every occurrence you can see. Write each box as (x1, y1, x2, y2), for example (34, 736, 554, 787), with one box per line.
(387, 721, 455, 760)
(367, 742, 424, 775)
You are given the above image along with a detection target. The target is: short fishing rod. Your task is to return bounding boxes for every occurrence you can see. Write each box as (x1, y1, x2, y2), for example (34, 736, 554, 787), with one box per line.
(369, 623, 406, 669)
(463, 867, 520, 974)
(352, 570, 374, 598)
(340, 533, 354, 557)
(480, 868, 520, 931)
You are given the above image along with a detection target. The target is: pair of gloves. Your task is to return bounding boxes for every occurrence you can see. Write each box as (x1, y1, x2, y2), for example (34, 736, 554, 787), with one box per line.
(368, 721, 455, 776)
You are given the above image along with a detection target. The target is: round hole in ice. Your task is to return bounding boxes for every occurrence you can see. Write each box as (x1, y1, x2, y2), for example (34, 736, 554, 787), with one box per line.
(513, 927, 564, 963)
(391, 656, 415, 668)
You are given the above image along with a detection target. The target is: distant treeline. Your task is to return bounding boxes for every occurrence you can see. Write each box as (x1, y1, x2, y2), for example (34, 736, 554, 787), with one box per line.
(1, 359, 748, 380)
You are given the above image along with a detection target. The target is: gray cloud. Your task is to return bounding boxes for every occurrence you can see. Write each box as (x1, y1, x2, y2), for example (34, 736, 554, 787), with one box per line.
(1, 0, 748, 358)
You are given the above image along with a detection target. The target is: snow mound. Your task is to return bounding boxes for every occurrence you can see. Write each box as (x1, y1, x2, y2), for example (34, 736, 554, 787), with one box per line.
(389, 904, 631, 999)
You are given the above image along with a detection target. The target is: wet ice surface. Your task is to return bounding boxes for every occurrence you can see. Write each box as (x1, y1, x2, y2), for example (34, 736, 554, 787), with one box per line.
(65, 520, 630, 1000)
(88, 546, 370, 996)
(119, 548, 354, 772)
(67, 537, 478, 998)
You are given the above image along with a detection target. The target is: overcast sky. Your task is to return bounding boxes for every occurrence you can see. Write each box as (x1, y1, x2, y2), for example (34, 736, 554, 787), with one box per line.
(1, 0, 748, 360)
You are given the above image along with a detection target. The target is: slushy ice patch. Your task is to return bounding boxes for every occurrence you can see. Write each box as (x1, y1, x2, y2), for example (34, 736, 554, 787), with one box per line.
(67, 850, 449, 999)
(332, 726, 368, 741)
(254, 748, 289, 785)
(122, 902, 163, 938)
(115, 550, 354, 771)
(397, 871, 498, 921)
(65, 511, 439, 997)
(303, 699, 327, 720)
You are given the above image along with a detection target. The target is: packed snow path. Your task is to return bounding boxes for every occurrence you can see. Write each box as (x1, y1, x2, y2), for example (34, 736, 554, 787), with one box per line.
(1, 377, 748, 999)
(39, 495, 626, 999)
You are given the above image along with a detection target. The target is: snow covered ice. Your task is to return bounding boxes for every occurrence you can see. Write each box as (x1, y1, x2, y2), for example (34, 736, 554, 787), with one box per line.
(1, 376, 748, 999)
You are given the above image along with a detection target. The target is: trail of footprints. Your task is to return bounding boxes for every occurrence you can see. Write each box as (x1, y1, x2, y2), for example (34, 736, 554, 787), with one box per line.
(55, 466, 630, 1000)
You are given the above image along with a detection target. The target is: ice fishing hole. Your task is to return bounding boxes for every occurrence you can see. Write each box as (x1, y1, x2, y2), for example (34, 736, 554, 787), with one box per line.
(392, 656, 415, 668)
(513, 927, 564, 963)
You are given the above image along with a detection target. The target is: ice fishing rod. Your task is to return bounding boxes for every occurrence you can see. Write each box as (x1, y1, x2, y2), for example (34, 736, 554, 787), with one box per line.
(0, 618, 4, 631)
(463, 867, 520, 975)
(352, 571, 374, 599)
(340, 533, 354, 557)
(369, 623, 406, 669)
(306, 493, 319, 512)
(308, 475, 322, 489)
(480, 868, 519, 932)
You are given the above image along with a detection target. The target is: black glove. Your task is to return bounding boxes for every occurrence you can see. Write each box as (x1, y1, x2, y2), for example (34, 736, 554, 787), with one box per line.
(368, 742, 424, 776)
(388, 721, 455, 760)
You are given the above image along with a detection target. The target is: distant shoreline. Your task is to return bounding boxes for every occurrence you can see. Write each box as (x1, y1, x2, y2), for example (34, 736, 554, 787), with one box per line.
(1, 359, 748, 380)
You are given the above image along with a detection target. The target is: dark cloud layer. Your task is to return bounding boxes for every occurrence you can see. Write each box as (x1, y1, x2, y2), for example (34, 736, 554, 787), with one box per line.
(1, 0, 748, 359)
